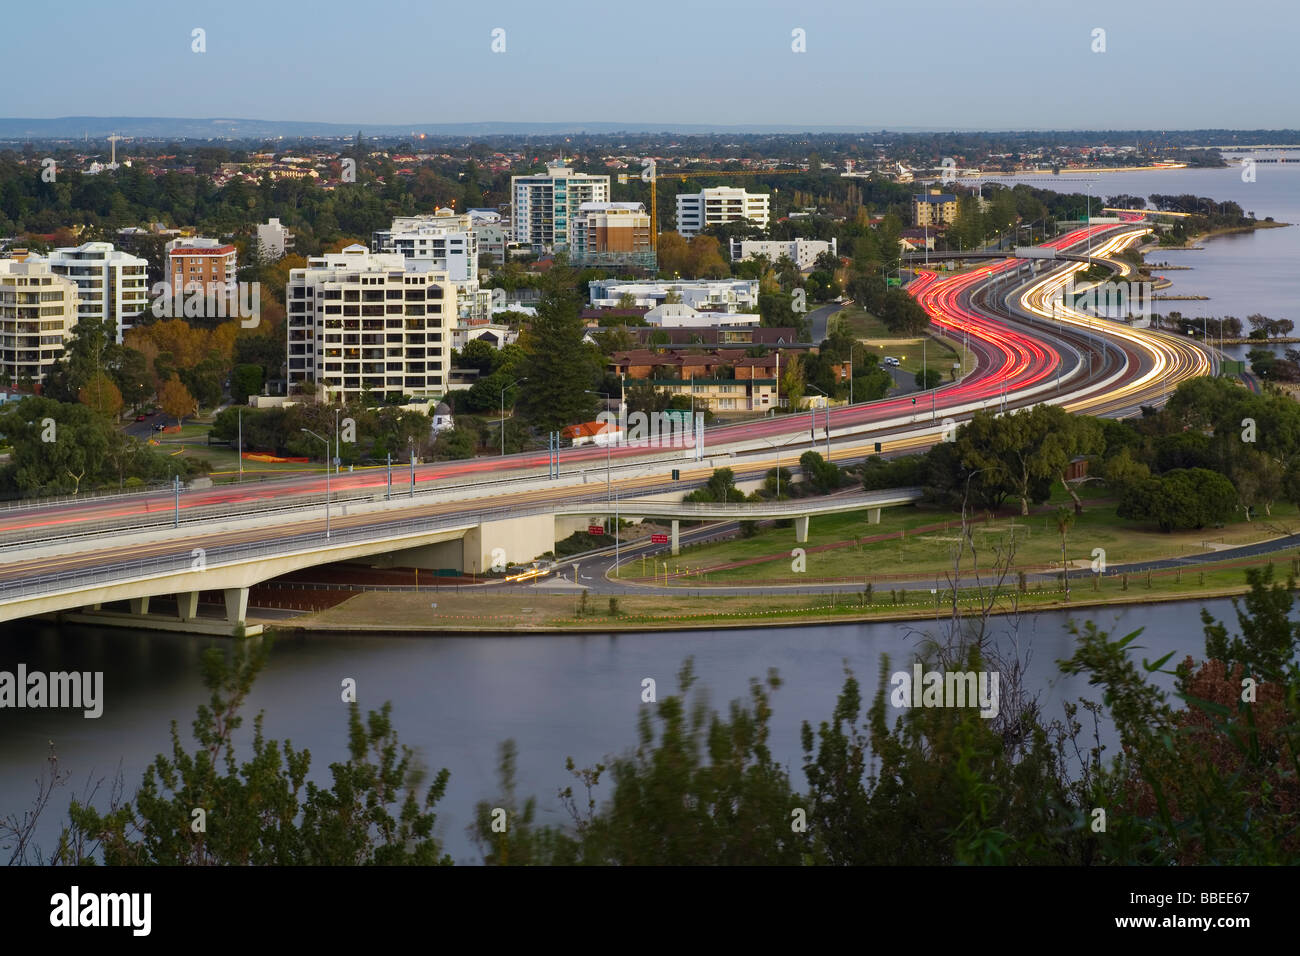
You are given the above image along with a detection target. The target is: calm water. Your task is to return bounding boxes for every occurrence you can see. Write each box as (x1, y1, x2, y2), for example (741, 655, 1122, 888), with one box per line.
(0, 600, 1233, 864)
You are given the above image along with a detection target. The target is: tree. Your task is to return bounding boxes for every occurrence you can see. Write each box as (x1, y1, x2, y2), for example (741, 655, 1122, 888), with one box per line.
(914, 367, 942, 390)
(516, 278, 602, 433)
(230, 364, 264, 404)
(159, 375, 197, 427)
(1055, 506, 1075, 597)
(78, 372, 123, 420)
(61, 642, 452, 865)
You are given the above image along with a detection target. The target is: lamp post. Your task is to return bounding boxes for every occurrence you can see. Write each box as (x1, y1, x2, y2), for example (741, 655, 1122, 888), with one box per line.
(334, 406, 341, 475)
(760, 432, 803, 499)
(500, 377, 527, 457)
(807, 383, 831, 458)
(301, 428, 330, 539)
(585, 389, 612, 502)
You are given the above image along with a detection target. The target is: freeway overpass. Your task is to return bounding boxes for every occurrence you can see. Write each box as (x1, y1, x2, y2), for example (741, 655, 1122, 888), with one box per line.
(0, 487, 923, 636)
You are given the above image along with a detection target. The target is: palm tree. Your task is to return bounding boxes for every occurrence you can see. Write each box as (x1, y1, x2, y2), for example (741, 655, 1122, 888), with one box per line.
(1055, 506, 1075, 599)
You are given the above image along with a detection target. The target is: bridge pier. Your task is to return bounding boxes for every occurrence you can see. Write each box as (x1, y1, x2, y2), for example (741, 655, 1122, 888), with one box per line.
(223, 588, 249, 628)
(869, 507, 882, 525)
(671, 519, 679, 556)
(128, 596, 150, 615)
(795, 515, 809, 543)
(177, 591, 199, 621)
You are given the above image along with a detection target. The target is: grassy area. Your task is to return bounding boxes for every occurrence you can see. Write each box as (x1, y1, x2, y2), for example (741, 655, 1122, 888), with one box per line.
(830, 308, 966, 380)
(270, 548, 1300, 633)
(637, 481, 1300, 587)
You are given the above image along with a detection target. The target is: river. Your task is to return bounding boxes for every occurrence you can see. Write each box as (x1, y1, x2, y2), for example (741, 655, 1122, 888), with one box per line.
(0, 598, 1240, 864)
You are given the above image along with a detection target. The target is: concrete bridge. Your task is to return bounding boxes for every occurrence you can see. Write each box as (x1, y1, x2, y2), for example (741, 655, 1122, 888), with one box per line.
(0, 487, 922, 636)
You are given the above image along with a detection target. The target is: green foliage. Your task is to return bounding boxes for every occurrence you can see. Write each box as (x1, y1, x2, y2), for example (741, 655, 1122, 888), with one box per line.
(60, 642, 451, 865)
(798, 450, 841, 494)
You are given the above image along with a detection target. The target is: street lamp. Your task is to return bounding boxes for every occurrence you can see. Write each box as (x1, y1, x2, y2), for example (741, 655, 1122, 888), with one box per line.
(300, 428, 330, 539)
(807, 383, 831, 458)
(584, 389, 612, 501)
(500, 377, 527, 457)
(759, 432, 803, 499)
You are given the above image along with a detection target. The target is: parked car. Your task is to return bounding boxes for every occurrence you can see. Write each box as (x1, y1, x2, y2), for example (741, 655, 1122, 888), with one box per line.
(135, 414, 147, 422)
(883, 356, 900, 368)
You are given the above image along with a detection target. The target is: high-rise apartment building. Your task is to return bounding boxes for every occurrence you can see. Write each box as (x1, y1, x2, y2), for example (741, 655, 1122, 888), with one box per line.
(286, 245, 455, 402)
(510, 161, 610, 250)
(0, 259, 79, 384)
(256, 218, 294, 260)
(675, 187, 770, 238)
(912, 190, 958, 227)
(43, 242, 148, 342)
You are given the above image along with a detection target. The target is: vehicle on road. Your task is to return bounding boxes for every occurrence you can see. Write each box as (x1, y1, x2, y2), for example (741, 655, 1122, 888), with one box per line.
(883, 356, 900, 367)
(153, 423, 166, 432)
(135, 414, 147, 421)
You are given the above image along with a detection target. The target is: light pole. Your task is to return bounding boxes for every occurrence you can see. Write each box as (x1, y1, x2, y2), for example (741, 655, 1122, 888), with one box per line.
(334, 406, 341, 475)
(301, 428, 330, 539)
(585, 389, 612, 502)
(237, 407, 242, 483)
(500, 376, 527, 457)
(760, 432, 803, 499)
(807, 384, 831, 458)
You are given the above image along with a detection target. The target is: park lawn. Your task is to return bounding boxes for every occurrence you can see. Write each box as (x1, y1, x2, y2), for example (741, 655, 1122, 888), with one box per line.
(830, 308, 964, 380)
(654, 490, 1300, 586)
(275, 547, 1300, 632)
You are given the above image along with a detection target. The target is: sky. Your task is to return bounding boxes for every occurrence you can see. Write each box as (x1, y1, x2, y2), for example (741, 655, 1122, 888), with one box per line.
(4, 0, 1296, 131)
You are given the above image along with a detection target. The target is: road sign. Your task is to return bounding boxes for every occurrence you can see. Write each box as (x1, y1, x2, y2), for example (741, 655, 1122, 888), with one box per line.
(671, 469, 680, 480)
(588, 525, 604, 536)
(651, 533, 668, 544)
(874, 442, 882, 453)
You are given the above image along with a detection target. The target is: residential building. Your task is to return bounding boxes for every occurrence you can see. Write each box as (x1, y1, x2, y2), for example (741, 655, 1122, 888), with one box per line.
(610, 348, 781, 413)
(256, 218, 294, 260)
(729, 237, 837, 271)
(912, 189, 958, 227)
(0, 259, 79, 384)
(643, 303, 760, 328)
(588, 278, 760, 313)
(569, 202, 654, 268)
(510, 161, 610, 250)
(286, 244, 455, 402)
(675, 187, 770, 237)
(371, 209, 478, 282)
(469, 210, 509, 264)
(165, 238, 237, 296)
(42, 242, 148, 342)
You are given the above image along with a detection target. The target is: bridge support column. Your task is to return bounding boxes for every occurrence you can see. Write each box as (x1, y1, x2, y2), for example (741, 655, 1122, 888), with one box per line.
(671, 519, 680, 556)
(868, 508, 882, 525)
(177, 591, 199, 621)
(128, 596, 150, 616)
(223, 588, 249, 627)
(795, 515, 809, 543)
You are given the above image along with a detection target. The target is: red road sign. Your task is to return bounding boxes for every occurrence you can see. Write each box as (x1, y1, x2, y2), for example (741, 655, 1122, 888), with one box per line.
(650, 533, 668, 544)
(588, 525, 604, 535)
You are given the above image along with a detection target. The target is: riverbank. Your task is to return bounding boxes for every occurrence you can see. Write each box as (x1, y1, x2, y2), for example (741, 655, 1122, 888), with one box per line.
(1160, 218, 1292, 249)
(263, 556, 1297, 635)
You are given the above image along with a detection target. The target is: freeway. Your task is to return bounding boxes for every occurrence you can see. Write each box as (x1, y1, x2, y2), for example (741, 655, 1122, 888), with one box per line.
(0, 222, 1212, 552)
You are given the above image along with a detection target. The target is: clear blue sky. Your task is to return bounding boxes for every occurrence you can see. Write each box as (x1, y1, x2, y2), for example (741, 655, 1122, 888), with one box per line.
(4, 0, 1295, 129)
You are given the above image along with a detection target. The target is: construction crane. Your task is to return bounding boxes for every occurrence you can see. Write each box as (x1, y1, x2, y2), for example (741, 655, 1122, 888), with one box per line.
(617, 163, 804, 251)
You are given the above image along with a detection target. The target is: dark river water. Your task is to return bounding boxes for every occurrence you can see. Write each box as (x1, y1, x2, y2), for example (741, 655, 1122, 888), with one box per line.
(0, 599, 1236, 864)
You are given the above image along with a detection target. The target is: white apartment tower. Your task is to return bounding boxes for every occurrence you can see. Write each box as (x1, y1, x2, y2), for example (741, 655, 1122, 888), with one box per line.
(286, 245, 455, 402)
(0, 259, 80, 384)
(510, 161, 610, 251)
(371, 209, 478, 282)
(44, 242, 149, 343)
(256, 218, 294, 260)
(675, 187, 771, 238)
